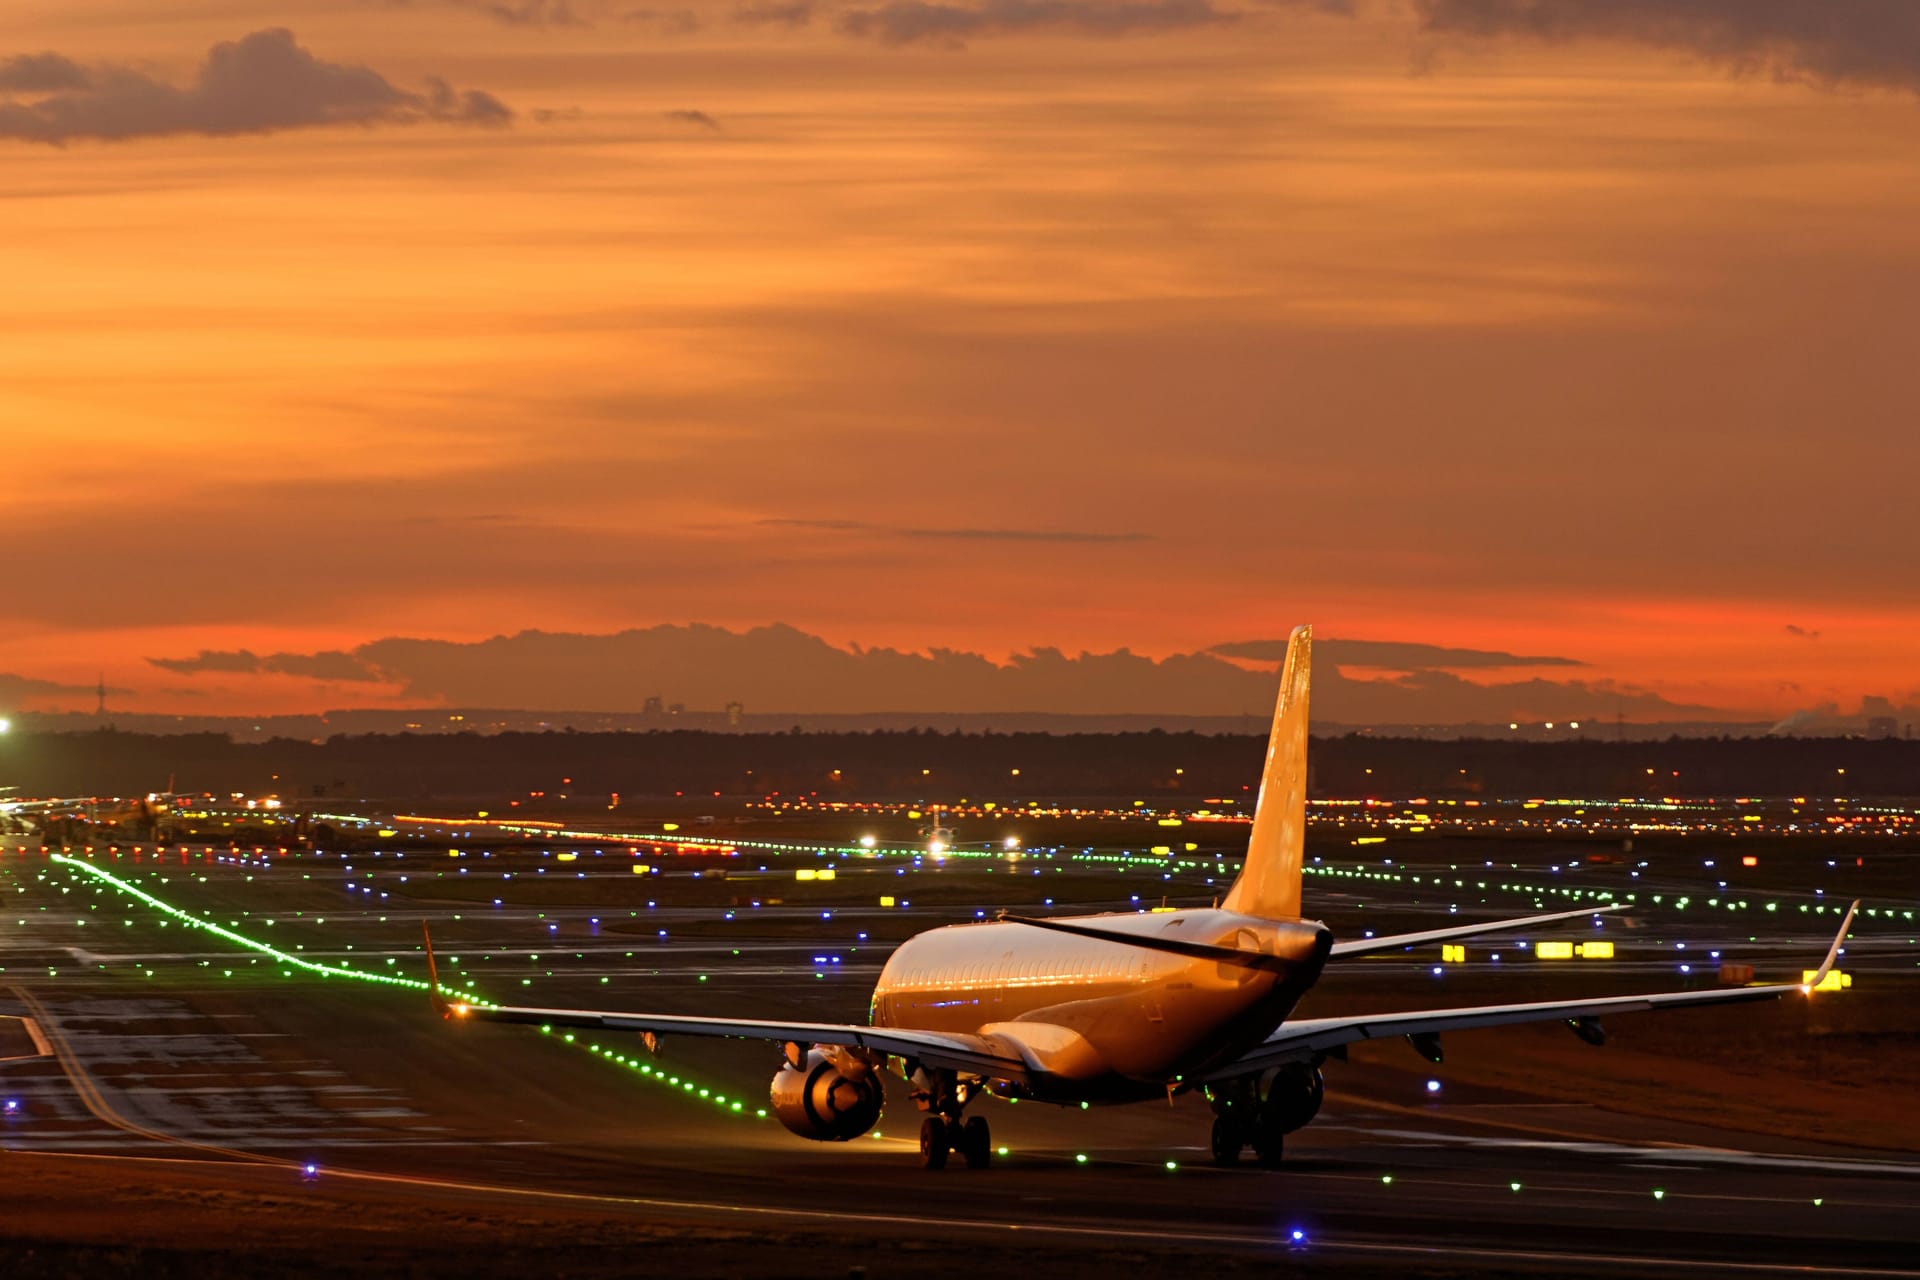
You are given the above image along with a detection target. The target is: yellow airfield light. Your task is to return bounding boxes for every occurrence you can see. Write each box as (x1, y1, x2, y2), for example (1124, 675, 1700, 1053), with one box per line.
(662, 823, 680, 832)
(1151, 845, 1173, 855)
(1156, 818, 1183, 827)
(631, 864, 652, 874)
(1538, 940, 1614, 960)
(1354, 837, 1387, 846)
(879, 895, 896, 907)
(1441, 944, 1466, 963)
(1802, 970, 1852, 992)
(557, 852, 577, 862)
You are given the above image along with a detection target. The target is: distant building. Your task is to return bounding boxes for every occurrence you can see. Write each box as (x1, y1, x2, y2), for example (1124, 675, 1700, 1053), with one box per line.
(1867, 715, 1898, 738)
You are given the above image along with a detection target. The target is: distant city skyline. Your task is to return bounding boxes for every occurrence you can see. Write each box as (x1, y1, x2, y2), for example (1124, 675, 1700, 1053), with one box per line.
(3, 2, 1917, 723)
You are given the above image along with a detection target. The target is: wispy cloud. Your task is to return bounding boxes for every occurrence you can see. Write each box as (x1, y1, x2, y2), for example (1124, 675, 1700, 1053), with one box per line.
(0, 672, 110, 708)
(758, 517, 1151, 542)
(835, 0, 1232, 47)
(148, 649, 382, 682)
(664, 108, 722, 129)
(733, 0, 816, 26)
(0, 29, 511, 145)
(460, 0, 591, 24)
(1214, 637, 1586, 669)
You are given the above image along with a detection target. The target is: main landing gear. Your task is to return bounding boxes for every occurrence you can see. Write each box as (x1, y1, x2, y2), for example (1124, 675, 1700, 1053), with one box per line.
(908, 1063, 991, 1170)
(919, 1114, 992, 1170)
(1206, 1064, 1324, 1168)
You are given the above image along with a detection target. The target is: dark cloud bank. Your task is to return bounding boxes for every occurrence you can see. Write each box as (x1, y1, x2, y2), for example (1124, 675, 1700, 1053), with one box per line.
(0, 28, 510, 144)
(147, 623, 1723, 725)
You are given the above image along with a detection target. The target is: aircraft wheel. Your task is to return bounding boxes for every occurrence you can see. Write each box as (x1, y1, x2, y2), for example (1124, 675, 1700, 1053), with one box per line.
(962, 1115, 991, 1169)
(920, 1116, 950, 1170)
(1209, 1115, 1243, 1167)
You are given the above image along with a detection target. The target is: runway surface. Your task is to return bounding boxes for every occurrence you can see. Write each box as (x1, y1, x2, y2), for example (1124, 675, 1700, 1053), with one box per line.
(3, 842, 1917, 1276)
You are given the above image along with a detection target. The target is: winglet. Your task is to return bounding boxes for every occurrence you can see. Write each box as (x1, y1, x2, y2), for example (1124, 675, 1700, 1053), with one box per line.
(1804, 900, 1859, 992)
(1221, 624, 1310, 922)
(422, 921, 455, 1019)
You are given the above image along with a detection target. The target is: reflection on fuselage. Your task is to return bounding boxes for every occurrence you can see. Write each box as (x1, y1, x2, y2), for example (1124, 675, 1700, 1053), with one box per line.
(869, 913, 1331, 1098)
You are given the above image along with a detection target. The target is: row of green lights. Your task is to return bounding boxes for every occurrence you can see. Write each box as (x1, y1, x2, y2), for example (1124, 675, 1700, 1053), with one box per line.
(42, 855, 769, 1125)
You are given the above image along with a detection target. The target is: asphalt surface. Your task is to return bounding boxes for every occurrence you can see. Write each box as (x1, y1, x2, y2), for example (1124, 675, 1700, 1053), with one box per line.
(3, 844, 1917, 1277)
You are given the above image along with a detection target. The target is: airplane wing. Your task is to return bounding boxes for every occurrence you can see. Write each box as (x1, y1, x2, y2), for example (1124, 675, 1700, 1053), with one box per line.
(421, 925, 1028, 1081)
(1204, 901, 1858, 1082)
(1329, 904, 1627, 959)
(1002, 914, 1302, 972)
(448, 1002, 1032, 1079)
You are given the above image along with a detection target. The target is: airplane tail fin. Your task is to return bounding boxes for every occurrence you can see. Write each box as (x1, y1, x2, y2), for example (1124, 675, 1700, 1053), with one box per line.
(1221, 624, 1310, 921)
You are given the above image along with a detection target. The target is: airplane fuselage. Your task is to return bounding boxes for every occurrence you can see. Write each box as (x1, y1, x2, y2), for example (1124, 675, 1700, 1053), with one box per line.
(870, 908, 1333, 1103)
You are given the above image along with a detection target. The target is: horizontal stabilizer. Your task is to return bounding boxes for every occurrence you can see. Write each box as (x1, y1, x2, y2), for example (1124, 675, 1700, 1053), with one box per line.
(1330, 904, 1627, 959)
(1002, 915, 1300, 973)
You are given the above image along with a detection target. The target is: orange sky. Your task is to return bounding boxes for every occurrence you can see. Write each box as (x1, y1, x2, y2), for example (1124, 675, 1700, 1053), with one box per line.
(3, 1, 1918, 720)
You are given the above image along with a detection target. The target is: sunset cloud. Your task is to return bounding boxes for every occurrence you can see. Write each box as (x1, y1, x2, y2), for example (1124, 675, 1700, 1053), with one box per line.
(733, 0, 816, 25)
(1411, 0, 1920, 95)
(759, 518, 1153, 543)
(835, 0, 1232, 46)
(1214, 639, 1585, 670)
(143, 623, 1724, 723)
(0, 29, 511, 144)
(0, 672, 107, 711)
(148, 650, 382, 682)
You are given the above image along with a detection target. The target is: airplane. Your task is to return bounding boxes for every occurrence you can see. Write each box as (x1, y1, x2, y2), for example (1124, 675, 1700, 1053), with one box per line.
(9, 791, 184, 844)
(424, 625, 1859, 1170)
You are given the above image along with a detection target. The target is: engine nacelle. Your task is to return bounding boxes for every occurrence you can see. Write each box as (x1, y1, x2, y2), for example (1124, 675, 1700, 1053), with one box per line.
(769, 1048, 885, 1141)
(1258, 1063, 1324, 1134)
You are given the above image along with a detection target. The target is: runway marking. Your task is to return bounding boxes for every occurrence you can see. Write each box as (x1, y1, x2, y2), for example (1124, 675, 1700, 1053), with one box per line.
(1362, 1128, 1920, 1179)
(10, 984, 287, 1169)
(1328, 1087, 1703, 1149)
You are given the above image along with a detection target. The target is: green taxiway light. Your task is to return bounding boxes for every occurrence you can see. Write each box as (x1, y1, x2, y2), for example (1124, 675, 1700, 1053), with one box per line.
(45, 854, 765, 1124)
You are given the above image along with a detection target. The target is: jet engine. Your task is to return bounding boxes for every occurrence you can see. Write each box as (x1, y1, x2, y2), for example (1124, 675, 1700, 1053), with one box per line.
(1258, 1063, 1324, 1134)
(769, 1047, 885, 1141)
